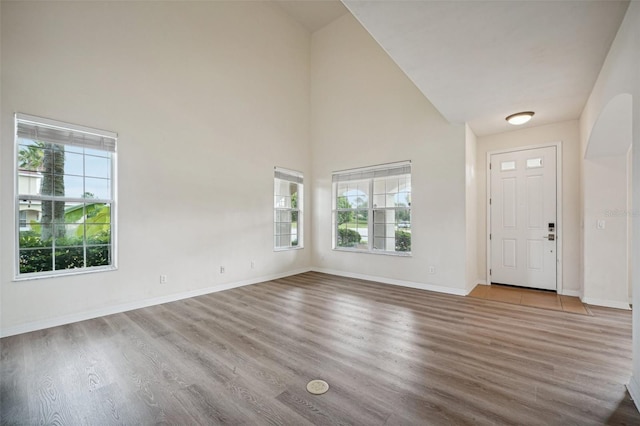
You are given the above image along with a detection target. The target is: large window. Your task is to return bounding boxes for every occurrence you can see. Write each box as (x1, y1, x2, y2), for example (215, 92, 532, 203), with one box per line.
(333, 161, 411, 255)
(15, 113, 117, 278)
(274, 167, 303, 250)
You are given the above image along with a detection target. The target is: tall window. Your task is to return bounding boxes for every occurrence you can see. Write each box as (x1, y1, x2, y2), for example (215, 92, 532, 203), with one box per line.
(333, 161, 411, 255)
(15, 113, 117, 278)
(274, 167, 303, 250)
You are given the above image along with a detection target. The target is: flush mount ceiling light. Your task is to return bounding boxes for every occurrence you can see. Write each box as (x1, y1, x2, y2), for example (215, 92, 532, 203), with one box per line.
(506, 111, 535, 125)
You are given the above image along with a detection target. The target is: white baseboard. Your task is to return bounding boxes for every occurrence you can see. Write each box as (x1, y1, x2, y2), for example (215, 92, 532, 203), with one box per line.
(311, 267, 468, 296)
(476, 279, 488, 286)
(582, 297, 631, 310)
(0, 267, 311, 338)
(628, 375, 640, 414)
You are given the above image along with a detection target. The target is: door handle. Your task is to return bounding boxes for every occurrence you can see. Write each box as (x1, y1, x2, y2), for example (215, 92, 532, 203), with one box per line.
(543, 234, 555, 241)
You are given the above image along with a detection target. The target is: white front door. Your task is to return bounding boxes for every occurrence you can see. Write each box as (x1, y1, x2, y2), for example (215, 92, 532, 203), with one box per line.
(490, 146, 557, 290)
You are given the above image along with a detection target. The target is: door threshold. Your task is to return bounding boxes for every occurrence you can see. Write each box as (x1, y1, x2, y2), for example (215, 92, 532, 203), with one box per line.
(469, 284, 591, 315)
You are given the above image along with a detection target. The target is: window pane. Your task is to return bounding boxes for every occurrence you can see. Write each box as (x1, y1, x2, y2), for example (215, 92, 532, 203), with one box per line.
(85, 177, 110, 200)
(54, 224, 83, 247)
(372, 209, 409, 253)
(337, 195, 349, 209)
(85, 155, 111, 179)
(54, 246, 85, 270)
(395, 229, 411, 252)
(391, 178, 402, 194)
(53, 175, 83, 198)
(17, 144, 45, 172)
(19, 248, 53, 273)
(86, 224, 111, 244)
(373, 179, 385, 195)
(396, 192, 411, 207)
(18, 173, 46, 196)
(276, 209, 291, 223)
(337, 226, 361, 248)
(398, 177, 411, 192)
(396, 208, 411, 226)
(63, 202, 84, 223)
(87, 245, 110, 267)
(86, 203, 111, 224)
(50, 144, 66, 172)
(63, 152, 84, 176)
(38, 200, 67, 225)
(19, 227, 51, 248)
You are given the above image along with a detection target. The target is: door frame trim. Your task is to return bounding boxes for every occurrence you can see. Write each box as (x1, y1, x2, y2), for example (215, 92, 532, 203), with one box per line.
(486, 142, 563, 293)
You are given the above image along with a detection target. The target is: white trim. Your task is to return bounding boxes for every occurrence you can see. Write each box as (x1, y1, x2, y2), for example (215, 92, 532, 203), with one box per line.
(582, 297, 630, 310)
(13, 265, 117, 282)
(486, 142, 563, 293)
(0, 267, 311, 338)
(628, 376, 640, 414)
(476, 278, 488, 285)
(559, 289, 581, 297)
(311, 267, 468, 296)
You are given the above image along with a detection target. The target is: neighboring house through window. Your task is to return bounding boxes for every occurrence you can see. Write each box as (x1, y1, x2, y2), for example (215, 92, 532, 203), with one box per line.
(274, 167, 303, 250)
(333, 161, 411, 254)
(15, 113, 117, 278)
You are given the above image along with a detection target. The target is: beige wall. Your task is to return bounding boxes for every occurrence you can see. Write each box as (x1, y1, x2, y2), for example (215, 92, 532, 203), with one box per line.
(465, 125, 479, 290)
(1, 1, 312, 334)
(310, 14, 468, 292)
(476, 121, 581, 294)
(579, 1, 639, 405)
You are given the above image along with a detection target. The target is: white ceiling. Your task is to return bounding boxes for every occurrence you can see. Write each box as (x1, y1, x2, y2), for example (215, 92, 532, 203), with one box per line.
(281, 0, 629, 137)
(341, 1, 630, 136)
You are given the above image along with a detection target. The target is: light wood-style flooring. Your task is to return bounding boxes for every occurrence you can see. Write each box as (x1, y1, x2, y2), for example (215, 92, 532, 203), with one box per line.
(469, 283, 591, 315)
(1, 271, 638, 425)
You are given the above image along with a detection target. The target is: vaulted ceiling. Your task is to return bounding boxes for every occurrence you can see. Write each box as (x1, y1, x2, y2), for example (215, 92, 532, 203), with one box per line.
(276, 0, 629, 137)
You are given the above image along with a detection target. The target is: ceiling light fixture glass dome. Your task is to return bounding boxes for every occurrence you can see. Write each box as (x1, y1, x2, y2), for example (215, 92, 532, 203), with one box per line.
(506, 111, 535, 125)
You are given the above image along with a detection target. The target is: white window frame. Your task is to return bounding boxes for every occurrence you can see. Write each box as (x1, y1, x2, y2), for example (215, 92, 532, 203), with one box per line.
(274, 167, 303, 251)
(14, 113, 118, 280)
(332, 161, 412, 256)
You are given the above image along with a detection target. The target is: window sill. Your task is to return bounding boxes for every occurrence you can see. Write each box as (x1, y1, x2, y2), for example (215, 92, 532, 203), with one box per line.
(332, 247, 412, 257)
(274, 246, 304, 252)
(14, 265, 117, 282)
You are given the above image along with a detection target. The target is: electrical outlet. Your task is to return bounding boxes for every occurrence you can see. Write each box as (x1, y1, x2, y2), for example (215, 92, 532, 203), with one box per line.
(220, 266, 225, 274)
(428, 266, 436, 274)
(160, 275, 167, 284)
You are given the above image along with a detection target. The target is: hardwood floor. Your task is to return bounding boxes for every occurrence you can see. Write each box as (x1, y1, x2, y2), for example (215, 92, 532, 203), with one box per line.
(1, 271, 638, 425)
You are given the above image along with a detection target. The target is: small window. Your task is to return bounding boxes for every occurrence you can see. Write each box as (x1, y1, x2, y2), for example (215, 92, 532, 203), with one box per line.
(501, 161, 516, 171)
(15, 113, 117, 278)
(274, 167, 303, 250)
(333, 161, 411, 255)
(526, 158, 543, 168)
